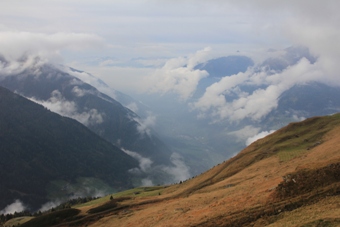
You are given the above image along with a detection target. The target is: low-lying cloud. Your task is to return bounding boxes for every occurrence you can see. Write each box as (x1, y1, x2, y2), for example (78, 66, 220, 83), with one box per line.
(133, 113, 157, 137)
(0, 200, 26, 215)
(0, 31, 105, 62)
(162, 153, 191, 182)
(228, 125, 261, 142)
(122, 148, 153, 173)
(144, 47, 211, 100)
(192, 52, 340, 122)
(30, 90, 104, 126)
(64, 66, 119, 101)
(246, 130, 276, 146)
(123, 148, 190, 185)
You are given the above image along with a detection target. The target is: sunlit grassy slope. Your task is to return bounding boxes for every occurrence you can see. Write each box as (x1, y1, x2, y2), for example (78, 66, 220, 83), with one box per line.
(17, 113, 340, 227)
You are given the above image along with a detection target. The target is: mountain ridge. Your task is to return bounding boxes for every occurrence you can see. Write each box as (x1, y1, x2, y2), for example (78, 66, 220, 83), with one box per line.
(28, 113, 340, 227)
(0, 85, 139, 211)
(0, 59, 182, 186)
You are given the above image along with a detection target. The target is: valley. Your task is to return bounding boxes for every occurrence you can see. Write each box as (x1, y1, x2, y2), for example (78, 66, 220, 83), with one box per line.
(8, 113, 340, 227)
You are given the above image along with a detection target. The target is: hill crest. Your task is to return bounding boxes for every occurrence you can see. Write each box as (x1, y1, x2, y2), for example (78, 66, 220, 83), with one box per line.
(37, 113, 340, 227)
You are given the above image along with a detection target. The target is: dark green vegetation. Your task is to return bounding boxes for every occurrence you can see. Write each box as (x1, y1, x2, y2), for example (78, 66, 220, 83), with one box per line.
(0, 63, 172, 166)
(0, 86, 139, 210)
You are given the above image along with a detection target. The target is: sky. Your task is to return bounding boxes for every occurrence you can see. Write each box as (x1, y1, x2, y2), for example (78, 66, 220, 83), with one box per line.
(1, 0, 340, 122)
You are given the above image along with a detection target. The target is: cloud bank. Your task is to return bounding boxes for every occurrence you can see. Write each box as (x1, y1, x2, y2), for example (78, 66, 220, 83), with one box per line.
(0, 31, 105, 62)
(0, 200, 26, 215)
(192, 51, 340, 122)
(144, 47, 211, 100)
(133, 113, 157, 137)
(30, 90, 104, 126)
(123, 148, 190, 185)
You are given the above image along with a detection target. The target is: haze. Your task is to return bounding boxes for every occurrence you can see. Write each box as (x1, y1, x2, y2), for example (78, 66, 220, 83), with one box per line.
(1, 0, 340, 173)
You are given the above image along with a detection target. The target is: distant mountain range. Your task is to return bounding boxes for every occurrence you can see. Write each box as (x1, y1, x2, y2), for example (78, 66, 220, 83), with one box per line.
(0, 61, 171, 165)
(0, 86, 139, 210)
(0, 56, 189, 211)
(135, 46, 340, 175)
(1, 45, 340, 212)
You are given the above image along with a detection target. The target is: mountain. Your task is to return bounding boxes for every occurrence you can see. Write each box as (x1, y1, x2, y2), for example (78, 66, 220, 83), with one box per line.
(259, 46, 316, 73)
(16, 113, 340, 226)
(195, 55, 254, 78)
(193, 55, 254, 98)
(64, 67, 151, 119)
(135, 46, 340, 177)
(0, 86, 139, 211)
(0, 57, 178, 185)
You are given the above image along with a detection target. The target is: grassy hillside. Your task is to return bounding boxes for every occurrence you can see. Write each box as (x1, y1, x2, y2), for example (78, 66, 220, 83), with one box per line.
(15, 113, 340, 226)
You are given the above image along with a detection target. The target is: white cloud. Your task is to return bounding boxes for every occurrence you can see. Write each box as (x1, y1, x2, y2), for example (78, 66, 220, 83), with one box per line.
(0, 31, 105, 62)
(0, 54, 48, 77)
(141, 178, 154, 187)
(39, 201, 62, 212)
(161, 153, 191, 182)
(192, 50, 340, 122)
(72, 86, 87, 97)
(123, 149, 190, 184)
(0, 200, 26, 215)
(133, 113, 157, 137)
(125, 102, 139, 113)
(228, 125, 260, 142)
(122, 149, 153, 172)
(30, 90, 104, 126)
(144, 47, 211, 100)
(246, 130, 275, 146)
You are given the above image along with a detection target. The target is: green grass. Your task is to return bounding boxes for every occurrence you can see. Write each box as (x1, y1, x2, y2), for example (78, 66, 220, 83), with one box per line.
(4, 216, 34, 227)
(74, 186, 165, 208)
(254, 114, 340, 162)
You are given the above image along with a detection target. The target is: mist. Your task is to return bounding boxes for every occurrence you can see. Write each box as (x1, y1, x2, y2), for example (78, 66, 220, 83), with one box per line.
(123, 148, 191, 185)
(0, 200, 26, 215)
(1, 1, 340, 213)
(29, 90, 104, 126)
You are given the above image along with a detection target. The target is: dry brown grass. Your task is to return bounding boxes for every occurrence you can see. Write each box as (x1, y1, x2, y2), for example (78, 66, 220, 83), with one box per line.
(53, 114, 340, 227)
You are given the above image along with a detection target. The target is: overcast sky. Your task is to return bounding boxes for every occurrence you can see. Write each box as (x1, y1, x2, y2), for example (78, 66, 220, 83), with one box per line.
(0, 0, 339, 95)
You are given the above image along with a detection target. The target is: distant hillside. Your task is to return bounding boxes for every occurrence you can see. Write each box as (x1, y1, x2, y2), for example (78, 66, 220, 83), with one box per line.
(0, 86, 139, 211)
(32, 113, 340, 227)
(0, 62, 171, 165)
